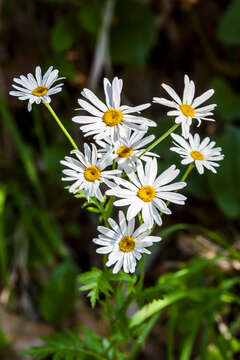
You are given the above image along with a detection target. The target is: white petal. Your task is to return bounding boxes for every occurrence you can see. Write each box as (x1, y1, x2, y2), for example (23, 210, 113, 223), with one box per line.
(192, 89, 214, 108)
(161, 83, 182, 105)
(81, 88, 108, 112)
(78, 99, 103, 117)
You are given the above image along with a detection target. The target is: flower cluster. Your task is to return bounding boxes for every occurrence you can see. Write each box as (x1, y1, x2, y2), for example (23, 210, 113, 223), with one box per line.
(10, 67, 224, 273)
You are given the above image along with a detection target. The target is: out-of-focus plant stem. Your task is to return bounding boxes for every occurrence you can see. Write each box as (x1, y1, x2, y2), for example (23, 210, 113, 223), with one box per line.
(43, 102, 79, 151)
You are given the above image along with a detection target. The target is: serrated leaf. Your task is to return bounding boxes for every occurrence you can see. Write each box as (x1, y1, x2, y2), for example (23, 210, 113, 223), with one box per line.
(22, 330, 106, 360)
(40, 261, 77, 324)
(130, 291, 199, 328)
(218, 0, 240, 45)
(78, 268, 113, 307)
(107, 270, 137, 283)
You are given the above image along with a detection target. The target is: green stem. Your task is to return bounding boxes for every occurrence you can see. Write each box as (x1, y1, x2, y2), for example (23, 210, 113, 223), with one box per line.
(43, 102, 79, 150)
(137, 255, 145, 290)
(181, 162, 195, 182)
(139, 123, 180, 158)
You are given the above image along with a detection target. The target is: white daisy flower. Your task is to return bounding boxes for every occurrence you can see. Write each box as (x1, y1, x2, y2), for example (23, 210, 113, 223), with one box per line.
(106, 158, 187, 229)
(170, 133, 224, 175)
(72, 77, 156, 140)
(60, 143, 122, 201)
(153, 74, 216, 139)
(97, 129, 159, 173)
(93, 210, 161, 274)
(9, 66, 65, 112)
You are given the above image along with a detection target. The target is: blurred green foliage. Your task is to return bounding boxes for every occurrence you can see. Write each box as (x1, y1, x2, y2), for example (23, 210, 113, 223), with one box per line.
(218, 0, 240, 45)
(40, 260, 77, 324)
(25, 256, 240, 359)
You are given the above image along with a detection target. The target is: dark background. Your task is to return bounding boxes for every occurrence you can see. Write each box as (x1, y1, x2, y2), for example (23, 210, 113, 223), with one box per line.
(1, 0, 240, 359)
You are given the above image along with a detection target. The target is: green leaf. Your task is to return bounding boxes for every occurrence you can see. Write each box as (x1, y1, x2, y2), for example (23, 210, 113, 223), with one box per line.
(22, 330, 106, 360)
(40, 261, 77, 324)
(130, 291, 191, 328)
(74, 190, 87, 199)
(179, 315, 202, 360)
(51, 18, 76, 53)
(107, 270, 137, 283)
(85, 207, 101, 213)
(218, 0, 240, 45)
(167, 306, 178, 360)
(207, 125, 240, 218)
(210, 77, 240, 122)
(78, 268, 113, 308)
(110, 0, 157, 65)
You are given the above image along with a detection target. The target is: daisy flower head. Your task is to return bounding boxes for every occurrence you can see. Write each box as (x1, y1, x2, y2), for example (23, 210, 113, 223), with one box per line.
(153, 75, 216, 139)
(60, 143, 122, 201)
(97, 129, 159, 174)
(9, 66, 65, 112)
(106, 158, 187, 229)
(72, 77, 156, 141)
(170, 133, 224, 175)
(93, 211, 161, 274)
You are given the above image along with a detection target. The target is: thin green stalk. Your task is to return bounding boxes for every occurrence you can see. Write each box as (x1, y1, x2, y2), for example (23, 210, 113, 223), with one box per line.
(139, 123, 180, 158)
(180, 162, 195, 182)
(43, 102, 79, 150)
(138, 212, 143, 225)
(137, 255, 145, 291)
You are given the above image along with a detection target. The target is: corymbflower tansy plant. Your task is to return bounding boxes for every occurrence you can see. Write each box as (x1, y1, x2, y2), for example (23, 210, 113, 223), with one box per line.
(9, 66, 65, 112)
(97, 129, 159, 174)
(153, 74, 216, 139)
(61, 143, 121, 201)
(106, 158, 187, 229)
(170, 133, 224, 174)
(93, 211, 161, 274)
(10, 67, 225, 359)
(72, 77, 157, 141)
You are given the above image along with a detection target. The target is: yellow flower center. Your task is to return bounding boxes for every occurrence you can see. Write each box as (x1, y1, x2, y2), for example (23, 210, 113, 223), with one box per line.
(84, 166, 101, 182)
(103, 109, 123, 127)
(190, 151, 204, 161)
(32, 86, 48, 97)
(137, 185, 156, 202)
(119, 236, 135, 252)
(117, 145, 133, 158)
(179, 104, 195, 117)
